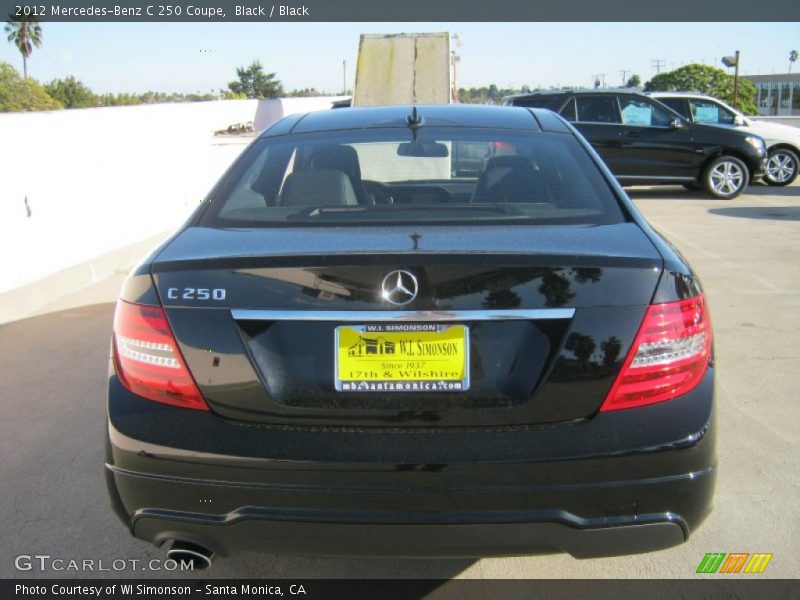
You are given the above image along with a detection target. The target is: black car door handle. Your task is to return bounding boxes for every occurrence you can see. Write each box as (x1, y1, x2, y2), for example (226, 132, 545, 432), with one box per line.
(624, 131, 640, 138)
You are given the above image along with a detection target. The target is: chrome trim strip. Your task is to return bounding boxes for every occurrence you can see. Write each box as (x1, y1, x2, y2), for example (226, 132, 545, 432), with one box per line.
(231, 308, 575, 322)
(616, 175, 695, 181)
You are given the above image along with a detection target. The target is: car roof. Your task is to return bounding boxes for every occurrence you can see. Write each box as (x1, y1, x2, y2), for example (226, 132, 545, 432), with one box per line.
(646, 91, 714, 98)
(508, 89, 648, 100)
(261, 104, 571, 137)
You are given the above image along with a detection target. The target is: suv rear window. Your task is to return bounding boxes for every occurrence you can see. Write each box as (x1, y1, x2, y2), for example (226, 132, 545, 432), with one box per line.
(658, 97, 689, 119)
(507, 95, 562, 110)
(200, 127, 625, 227)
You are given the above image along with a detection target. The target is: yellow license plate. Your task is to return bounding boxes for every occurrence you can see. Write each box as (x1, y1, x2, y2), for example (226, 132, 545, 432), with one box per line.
(335, 324, 470, 392)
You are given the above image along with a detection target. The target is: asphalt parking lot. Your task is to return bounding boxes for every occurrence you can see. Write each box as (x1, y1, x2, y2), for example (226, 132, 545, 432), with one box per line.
(0, 183, 797, 580)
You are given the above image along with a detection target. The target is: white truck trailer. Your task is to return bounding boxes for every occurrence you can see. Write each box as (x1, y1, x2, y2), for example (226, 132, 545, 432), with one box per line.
(353, 32, 453, 106)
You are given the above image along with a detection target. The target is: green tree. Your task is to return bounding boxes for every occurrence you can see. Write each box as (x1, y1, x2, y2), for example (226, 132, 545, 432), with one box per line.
(44, 76, 98, 108)
(4, 16, 42, 78)
(625, 74, 641, 88)
(565, 333, 596, 369)
(94, 90, 217, 106)
(600, 336, 622, 369)
(228, 61, 283, 99)
(456, 84, 539, 104)
(789, 50, 799, 74)
(97, 92, 139, 107)
(0, 62, 61, 111)
(644, 63, 759, 115)
(287, 87, 327, 97)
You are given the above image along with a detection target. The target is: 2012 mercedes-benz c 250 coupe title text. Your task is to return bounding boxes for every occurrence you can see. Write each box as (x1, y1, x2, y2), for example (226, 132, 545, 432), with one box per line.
(105, 104, 716, 566)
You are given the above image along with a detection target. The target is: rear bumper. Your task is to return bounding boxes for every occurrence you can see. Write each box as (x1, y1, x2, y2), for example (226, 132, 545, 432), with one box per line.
(106, 369, 716, 558)
(129, 509, 688, 559)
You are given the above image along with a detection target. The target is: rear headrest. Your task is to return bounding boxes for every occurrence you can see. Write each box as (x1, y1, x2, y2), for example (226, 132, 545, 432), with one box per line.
(473, 155, 545, 204)
(280, 170, 358, 207)
(310, 145, 362, 181)
(483, 155, 535, 171)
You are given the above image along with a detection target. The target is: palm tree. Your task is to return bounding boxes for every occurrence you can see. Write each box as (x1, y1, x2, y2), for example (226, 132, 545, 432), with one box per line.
(4, 17, 42, 78)
(789, 50, 799, 74)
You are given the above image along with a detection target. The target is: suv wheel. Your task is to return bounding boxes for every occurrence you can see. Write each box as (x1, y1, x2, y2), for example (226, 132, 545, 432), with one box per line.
(765, 148, 799, 186)
(703, 156, 749, 199)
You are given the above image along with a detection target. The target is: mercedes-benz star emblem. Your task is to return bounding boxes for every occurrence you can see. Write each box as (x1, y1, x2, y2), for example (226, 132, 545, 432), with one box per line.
(381, 270, 418, 306)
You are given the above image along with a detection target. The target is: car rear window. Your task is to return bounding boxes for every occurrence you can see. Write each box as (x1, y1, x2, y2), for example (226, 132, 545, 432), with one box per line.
(658, 97, 690, 119)
(507, 95, 562, 110)
(576, 96, 620, 124)
(200, 126, 625, 227)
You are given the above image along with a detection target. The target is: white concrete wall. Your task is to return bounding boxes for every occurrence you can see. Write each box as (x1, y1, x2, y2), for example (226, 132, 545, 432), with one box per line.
(0, 100, 258, 295)
(253, 96, 349, 130)
(0, 96, 345, 299)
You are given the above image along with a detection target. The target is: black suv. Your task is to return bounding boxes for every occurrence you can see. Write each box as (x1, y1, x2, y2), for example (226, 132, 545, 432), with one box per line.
(507, 90, 767, 199)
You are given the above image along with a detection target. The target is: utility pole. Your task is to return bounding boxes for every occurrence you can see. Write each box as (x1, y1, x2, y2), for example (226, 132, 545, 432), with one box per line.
(651, 59, 665, 74)
(342, 60, 346, 95)
(620, 69, 629, 87)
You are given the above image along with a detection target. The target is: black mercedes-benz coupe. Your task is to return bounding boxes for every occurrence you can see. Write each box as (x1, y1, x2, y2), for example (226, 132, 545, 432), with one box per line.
(106, 104, 716, 566)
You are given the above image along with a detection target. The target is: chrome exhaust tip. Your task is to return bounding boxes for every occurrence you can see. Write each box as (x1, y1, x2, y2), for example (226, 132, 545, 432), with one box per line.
(166, 540, 214, 570)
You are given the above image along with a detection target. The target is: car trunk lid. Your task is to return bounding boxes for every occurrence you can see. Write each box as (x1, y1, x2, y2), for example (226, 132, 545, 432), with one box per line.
(152, 224, 662, 428)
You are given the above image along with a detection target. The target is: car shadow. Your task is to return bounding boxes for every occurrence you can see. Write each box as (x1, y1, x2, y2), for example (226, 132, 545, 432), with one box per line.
(204, 553, 478, 579)
(743, 183, 800, 198)
(708, 205, 800, 221)
(624, 186, 707, 200)
(205, 544, 562, 579)
(625, 182, 799, 200)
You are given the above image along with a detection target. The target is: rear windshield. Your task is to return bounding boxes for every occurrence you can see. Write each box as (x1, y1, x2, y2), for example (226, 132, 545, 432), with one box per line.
(200, 126, 625, 227)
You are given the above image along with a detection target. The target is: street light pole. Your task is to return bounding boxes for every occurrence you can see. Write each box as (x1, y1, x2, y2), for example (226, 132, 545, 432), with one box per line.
(450, 34, 464, 104)
(722, 51, 741, 110)
(342, 60, 346, 95)
(451, 51, 457, 103)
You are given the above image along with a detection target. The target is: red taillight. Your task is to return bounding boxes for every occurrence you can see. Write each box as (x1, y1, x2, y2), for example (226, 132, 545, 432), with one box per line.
(600, 294, 712, 411)
(112, 300, 208, 411)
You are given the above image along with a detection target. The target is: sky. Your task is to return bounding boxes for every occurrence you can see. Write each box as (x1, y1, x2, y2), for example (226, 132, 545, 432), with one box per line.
(1, 22, 798, 94)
